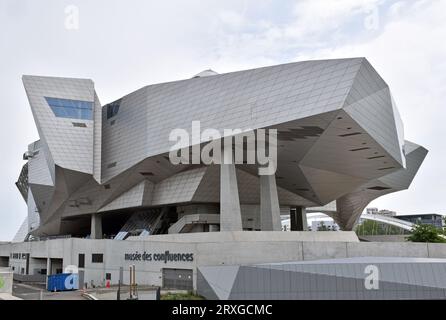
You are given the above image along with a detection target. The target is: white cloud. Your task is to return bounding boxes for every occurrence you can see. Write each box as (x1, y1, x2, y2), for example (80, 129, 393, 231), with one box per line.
(205, 0, 446, 216)
(218, 10, 246, 30)
(287, 0, 382, 36)
(288, 0, 446, 214)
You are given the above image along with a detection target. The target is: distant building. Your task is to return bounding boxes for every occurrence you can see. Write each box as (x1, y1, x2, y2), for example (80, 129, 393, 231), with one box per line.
(396, 214, 445, 229)
(311, 220, 338, 231)
(378, 209, 397, 217)
(366, 207, 397, 217)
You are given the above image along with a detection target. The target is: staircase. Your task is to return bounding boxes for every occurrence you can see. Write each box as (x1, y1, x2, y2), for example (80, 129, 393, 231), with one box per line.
(168, 214, 220, 234)
(114, 208, 171, 240)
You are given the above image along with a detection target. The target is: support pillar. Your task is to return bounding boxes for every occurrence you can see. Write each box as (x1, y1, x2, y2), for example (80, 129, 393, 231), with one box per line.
(46, 258, 52, 288)
(290, 207, 307, 231)
(91, 213, 103, 239)
(260, 174, 282, 231)
(220, 147, 243, 231)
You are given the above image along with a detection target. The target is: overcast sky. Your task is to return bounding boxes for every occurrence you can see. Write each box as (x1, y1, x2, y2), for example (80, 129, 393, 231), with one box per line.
(0, 0, 445, 240)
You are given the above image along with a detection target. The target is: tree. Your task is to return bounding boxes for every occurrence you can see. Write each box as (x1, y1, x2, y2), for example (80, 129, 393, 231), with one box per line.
(355, 220, 380, 235)
(407, 224, 446, 243)
(443, 216, 446, 235)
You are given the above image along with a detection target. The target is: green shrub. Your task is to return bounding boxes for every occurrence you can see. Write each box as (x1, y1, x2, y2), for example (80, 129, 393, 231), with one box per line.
(407, 224, 446, 243)
(161, 291, 205, 300)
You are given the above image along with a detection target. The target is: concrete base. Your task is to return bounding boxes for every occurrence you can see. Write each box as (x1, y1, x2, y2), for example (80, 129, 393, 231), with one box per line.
(0, 270, 13, 295)
(359, 235, 409, 242)
(198, 257, 446, 300)
(2, 232, 446, 292)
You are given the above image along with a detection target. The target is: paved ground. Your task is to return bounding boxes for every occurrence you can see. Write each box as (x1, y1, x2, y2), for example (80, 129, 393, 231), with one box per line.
(11, 282, 159, 300)
(12, 282, 86, 300)
(0, 293, 22, 300)
(86, 285, 158, 300)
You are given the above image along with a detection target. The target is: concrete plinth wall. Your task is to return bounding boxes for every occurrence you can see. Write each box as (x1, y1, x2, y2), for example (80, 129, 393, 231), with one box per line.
(359, 235, 409, 242)
(0, 232, 446, 291)
(198, 257, 446, 300)
(0, 270, 13, 294)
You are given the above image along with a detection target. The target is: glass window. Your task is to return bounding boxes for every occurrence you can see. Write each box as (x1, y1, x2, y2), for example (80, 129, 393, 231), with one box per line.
(45, 97, 93, 120)
(78, 254, 85, 268)
(106, 99, 121, 119)
(92, 253, 103, 263)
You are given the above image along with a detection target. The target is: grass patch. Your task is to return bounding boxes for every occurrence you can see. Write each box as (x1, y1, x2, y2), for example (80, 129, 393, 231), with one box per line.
(161, 291, 205, 300)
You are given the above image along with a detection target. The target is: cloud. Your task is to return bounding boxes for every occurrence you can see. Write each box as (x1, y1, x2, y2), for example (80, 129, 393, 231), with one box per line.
(207, 0, 446, 215)
(287, 0, 382, 36)
(207, 0, 387, 69)
(290, 0, 446, 214)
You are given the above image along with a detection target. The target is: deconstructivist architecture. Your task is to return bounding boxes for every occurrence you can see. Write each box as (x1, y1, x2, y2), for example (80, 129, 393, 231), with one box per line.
(1, 58, 438, 299)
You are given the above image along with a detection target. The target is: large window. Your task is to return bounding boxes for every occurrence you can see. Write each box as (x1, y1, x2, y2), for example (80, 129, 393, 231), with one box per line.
(106, 99, 121, 119)
(91, 253, 103, 263)
(45, 97, 93, 120)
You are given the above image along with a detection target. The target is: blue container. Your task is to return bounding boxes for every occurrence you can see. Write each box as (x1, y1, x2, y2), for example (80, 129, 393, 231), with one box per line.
(47, 273, 79, 291)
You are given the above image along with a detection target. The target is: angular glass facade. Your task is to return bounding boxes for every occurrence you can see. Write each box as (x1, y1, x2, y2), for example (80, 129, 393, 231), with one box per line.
(18, 59, 427, 239)
(106, 99, 120, 119)
(45, 97, 93, 120)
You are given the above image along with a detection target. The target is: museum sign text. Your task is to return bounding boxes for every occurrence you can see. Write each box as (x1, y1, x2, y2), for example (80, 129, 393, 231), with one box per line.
(124, 251, 194, 263)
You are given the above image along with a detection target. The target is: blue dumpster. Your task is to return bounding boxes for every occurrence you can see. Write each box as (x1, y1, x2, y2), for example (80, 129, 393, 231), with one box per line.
(47, 273, 79, 291)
